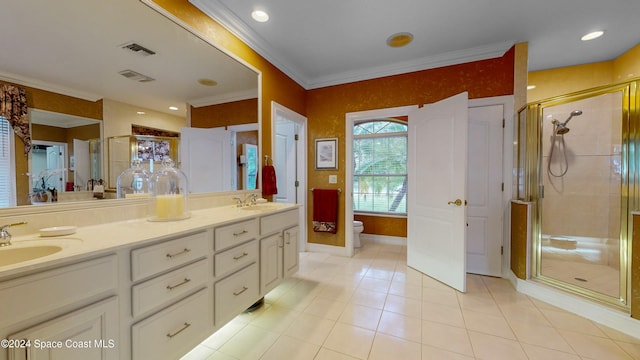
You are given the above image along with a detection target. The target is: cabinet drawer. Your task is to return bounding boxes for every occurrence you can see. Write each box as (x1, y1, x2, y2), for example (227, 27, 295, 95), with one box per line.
(260, 209, 298, 235)
(0, 255, 117, 327)
(214, 263, 258, 325)
(214, 219, 258, 251)
(131, 231, 209, 281)
(214, 240, 258, 278)
(132, 259, 208, 318)
(132, 288, 212, 360)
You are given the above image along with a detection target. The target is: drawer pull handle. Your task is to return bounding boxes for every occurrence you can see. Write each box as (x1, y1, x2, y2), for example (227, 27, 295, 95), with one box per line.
(233, 230, 248, 237)
(166, 248, 191, 258)
(233, 252, 249, 260)
(166, 278, 191, 290)
(233, 286, 248, 296)
(166, 322, 191, 338)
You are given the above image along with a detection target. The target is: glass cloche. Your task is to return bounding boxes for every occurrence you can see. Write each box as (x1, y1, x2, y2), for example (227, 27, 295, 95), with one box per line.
(116, 159, 151, 199)
(149, 157, 189, 221)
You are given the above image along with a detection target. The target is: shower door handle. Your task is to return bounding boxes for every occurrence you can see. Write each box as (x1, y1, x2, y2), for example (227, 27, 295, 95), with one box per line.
(448, 199, 463, 206)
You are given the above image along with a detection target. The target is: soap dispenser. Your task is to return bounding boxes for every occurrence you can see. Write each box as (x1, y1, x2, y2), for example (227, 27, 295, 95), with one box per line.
(149, 157, 189, 221)
(116, 159, 151, 199)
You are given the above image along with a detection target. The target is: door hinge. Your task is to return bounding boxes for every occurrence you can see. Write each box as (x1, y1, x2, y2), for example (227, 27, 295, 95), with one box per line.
(294, 134, 299, 141)
(501, 182, 504, 192)
(294, 180, 299, 187)
(501, 246, 504, 255)
(502, 118, 505, 128)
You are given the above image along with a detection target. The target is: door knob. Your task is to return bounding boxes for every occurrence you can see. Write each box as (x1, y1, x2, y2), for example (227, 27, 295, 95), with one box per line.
(448, 199, 463, 206)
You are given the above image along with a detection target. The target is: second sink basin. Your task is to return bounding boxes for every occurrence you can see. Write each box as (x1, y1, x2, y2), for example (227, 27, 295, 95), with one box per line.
(0, 245, 63, 267)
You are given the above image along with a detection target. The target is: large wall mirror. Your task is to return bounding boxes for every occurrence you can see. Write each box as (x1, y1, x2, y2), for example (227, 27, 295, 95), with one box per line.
(0, 0, 260, 207)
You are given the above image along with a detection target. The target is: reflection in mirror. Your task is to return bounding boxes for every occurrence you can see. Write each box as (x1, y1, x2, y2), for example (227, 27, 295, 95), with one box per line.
(29, 109, 102, 204)
(0, 0, 260, 208)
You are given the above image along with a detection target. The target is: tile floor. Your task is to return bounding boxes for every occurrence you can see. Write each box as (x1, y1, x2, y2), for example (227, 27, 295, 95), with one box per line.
(181, 241, 640, 360)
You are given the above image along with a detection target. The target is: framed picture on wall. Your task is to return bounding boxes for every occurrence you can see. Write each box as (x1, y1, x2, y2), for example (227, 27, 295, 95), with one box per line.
(315, 138, 338, 170)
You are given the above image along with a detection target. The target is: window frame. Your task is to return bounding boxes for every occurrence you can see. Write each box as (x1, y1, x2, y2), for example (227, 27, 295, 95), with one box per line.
(0, 117, 17, 208)
(352, 119, 408, 216)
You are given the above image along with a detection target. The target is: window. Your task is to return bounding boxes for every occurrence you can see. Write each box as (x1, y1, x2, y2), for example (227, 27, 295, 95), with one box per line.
(353, 119, 407, 215)
(0, 117, 16, 207)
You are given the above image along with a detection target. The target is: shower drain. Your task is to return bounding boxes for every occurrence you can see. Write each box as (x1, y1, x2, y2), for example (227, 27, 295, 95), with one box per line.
(574, 277, 588, 282)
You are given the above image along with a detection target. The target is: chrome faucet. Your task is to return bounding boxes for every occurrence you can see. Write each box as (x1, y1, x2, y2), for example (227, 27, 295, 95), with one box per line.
(245, 193, 258, 206)
(232, 194, 258, 207)
(232, 197, 244, 207)
(0, 222, 27, 247)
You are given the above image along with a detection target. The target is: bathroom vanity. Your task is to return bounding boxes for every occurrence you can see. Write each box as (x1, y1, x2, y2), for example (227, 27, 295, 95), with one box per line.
(0, 201, 299, 360)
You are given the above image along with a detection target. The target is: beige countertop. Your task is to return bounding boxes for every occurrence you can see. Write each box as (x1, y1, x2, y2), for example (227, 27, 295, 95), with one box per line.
(0, 202, 298, 278)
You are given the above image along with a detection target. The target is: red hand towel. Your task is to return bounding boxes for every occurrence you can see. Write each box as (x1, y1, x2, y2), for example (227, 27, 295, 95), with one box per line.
(313, 189, 338, 234)
(261, 165, 278, 196)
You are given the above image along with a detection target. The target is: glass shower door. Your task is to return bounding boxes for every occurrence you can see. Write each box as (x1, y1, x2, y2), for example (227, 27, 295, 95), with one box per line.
(538, 88, 627, 305)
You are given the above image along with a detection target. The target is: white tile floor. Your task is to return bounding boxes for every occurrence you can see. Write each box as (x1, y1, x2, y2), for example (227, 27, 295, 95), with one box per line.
(181, 241, 640, 360)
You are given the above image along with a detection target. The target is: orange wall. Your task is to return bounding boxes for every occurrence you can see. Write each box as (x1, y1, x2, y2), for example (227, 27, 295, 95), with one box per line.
(614, 43, 640, 82)
(191, 98, 258, 128)
(306, 48, 515, 246)
(355, 214, 407, 237)
(527, 43, 640, 102)
(527, 62, 614, 102)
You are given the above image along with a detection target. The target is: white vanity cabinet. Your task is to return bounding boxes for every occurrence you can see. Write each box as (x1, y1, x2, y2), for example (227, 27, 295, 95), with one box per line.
(0, 203, 300, 360)
(7, 297, 119, 360)
(129, 230, 213, 360)
(212, 219, 260, 326)
(0, 255, 119, 360)
(259, 209, 300, 294)
(283, 225, 299, 277)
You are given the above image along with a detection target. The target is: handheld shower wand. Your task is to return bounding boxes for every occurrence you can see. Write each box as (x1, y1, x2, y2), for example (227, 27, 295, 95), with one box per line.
(548, 110, 582, 176)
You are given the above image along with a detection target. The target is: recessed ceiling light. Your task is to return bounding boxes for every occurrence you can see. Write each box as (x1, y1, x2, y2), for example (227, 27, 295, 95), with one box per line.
(198, 78, 218, 86)
(581, 31, 604, 41)
(137, 111, 146, 115)
(386, 32, 413, 48)
(251, 10, 269, 22)
(169, 106, 179, 111)
(527, 85, 536, 90)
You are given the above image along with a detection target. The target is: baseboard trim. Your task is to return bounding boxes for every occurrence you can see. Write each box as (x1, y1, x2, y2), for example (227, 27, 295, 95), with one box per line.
(361, 234, 407, 246)
(507, 271, 640, 340)
(305, 242, 350, 256)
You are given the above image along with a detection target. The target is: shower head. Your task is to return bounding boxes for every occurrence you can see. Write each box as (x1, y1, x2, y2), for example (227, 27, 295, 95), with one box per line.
(563, 110, 582, 125)
(555, 125, 570, 135)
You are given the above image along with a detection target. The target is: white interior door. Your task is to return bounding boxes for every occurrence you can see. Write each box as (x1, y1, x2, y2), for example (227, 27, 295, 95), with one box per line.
(272, 101, 308, 252)
(274, 119, 298, 203)
(73, 139, 90, 190)
(467, 105, 504, 276)
(46, 145, 65, 192)
(407, 92, 468, 292)
(180, 127, 235, 193)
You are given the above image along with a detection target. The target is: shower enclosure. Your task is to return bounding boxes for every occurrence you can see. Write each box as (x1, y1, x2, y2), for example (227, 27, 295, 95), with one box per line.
(516, 80, 639, 308)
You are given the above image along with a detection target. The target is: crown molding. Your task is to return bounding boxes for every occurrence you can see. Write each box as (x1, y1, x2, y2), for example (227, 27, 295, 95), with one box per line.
(189, 0, 513, 90)
(306, 41, 515, 89)
(0, 71, 102, 102)
(189, 0, 309, 87)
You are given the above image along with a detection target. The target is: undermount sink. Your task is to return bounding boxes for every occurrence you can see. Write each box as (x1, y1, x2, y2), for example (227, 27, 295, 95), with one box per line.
(0, 245, 63, 267)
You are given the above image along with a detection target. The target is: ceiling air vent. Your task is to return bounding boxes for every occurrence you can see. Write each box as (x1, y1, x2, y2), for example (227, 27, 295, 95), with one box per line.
(120, 42, 156, 56)
(118, 69, 155, 83)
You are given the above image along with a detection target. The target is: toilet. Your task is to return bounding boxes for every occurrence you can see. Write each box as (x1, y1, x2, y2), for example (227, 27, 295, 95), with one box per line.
(353, 220, 364, 248)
